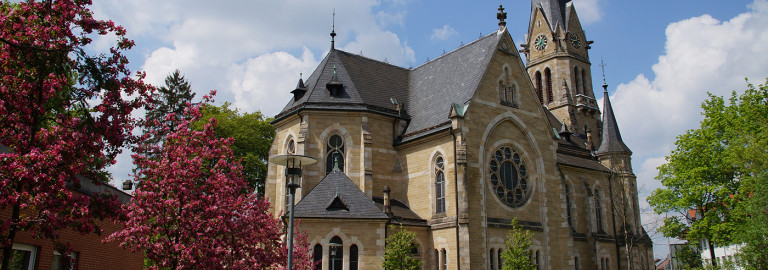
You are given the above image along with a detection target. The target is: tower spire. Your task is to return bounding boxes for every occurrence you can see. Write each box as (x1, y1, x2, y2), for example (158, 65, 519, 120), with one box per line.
(330, 9, 337, 50)
(595, 60, 631, 155)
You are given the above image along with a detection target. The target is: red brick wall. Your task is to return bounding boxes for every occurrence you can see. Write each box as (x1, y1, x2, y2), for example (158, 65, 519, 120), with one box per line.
(1, 208, 144, 270)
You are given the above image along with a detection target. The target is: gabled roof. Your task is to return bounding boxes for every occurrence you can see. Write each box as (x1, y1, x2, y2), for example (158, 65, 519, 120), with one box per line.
(403, 32, 501, 141)
(293, 169, 389, 219)
(596, 87, 632, 155)
(530, 0, 572, 32)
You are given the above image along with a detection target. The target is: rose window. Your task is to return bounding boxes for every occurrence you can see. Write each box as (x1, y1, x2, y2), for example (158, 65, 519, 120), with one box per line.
(489, 146, 530, 207)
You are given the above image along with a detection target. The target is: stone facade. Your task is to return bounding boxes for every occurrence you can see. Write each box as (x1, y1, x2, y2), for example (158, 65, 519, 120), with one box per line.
(265, 1, 653, 269)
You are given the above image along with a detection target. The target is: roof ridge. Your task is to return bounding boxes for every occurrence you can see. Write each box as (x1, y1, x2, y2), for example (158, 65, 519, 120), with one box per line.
(335, 49, 410, 71)
(412, 31, 498, 70)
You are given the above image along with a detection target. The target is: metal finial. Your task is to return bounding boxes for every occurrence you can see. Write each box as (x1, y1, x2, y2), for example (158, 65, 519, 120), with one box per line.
(330, 9, 337, 50)
(497, 5, 507, 27)
(300, 72, 302, 79)
(599, 58, 608, 91)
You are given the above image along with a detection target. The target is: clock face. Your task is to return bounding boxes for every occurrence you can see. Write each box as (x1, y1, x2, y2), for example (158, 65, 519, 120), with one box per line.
(570, 33, 581, 48)
(534, 34, 548, 51)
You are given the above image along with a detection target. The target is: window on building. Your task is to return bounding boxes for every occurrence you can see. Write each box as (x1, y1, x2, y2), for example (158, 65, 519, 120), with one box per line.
(349, 244, 358, 270)
(595, 190, 604, 232)
(441, 249, 447, 270)
(5, 243, 36, 270)
(544, 68, 553, 104)
(497, 248, 502, 270)
(535, 71, 543, 104)
(313, 244, 323, 270)
(489, 248, 495, 270)
(330, 236, 343, 270)
(575, 256, 580, 270)
(51, 251, 77, 270)
(581, 69, 588, 96)
(498, 81, 509, 105)
(287, 139, 296, 155)
(434, 249, 439, 270)
(574, 66, 582, 95)
(326, 135, 344, 174)
(565, 181, 573, 228)
(435, 155, 446, 214)
(535, 250, 540, 270)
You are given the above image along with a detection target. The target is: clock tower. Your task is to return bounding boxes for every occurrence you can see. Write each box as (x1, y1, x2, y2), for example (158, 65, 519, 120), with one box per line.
(522, 0, 601, 144)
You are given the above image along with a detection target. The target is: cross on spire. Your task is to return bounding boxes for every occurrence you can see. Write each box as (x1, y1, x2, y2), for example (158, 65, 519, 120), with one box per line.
(497, 5, 507, 28)
(599, 58, 608, 90)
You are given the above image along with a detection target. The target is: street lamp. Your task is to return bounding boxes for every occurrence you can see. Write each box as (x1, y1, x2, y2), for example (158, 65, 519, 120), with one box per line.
(270, 154, 317, 270)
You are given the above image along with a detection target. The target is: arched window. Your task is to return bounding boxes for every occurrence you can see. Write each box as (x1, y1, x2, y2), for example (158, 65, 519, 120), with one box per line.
(574, 66, 582, 95)
(287, 139, 296, 155)
(313, 244, 323, 270)
(489, 248, 495, 270)
(565, 181, 573, 227)
(498, 81, 508, 105)
(435, 155, 446, 214)
(535, 71, 543, 104)
(535, 250, 541, 270)
(434, 249, 439, 270)
(329, 236, 343, 270)
(595, 190, 604, 232)
(442, 249, 448, 270)
(544, 68, 553, 104)
(497, 248, 502, 270)
(581, 69, 588, 96)
(575, 256, 580, 270)
(326, 135, 344, 174)
(349, 244, 358, 270)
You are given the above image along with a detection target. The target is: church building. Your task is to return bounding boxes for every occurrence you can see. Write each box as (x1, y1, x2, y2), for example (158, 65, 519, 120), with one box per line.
(265, 1, 653, 269)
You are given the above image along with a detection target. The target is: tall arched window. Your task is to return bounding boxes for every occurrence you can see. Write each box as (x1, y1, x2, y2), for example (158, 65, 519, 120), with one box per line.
(595, 190, 604, 232)
(535, 71, 543, 104)
(544, 68, 553, 104)
(565, 181, 573, 227)
(329, 236, 343, 270)
(575, 256, 580, 270)
(435, 155, 446, 214)
(497, 249, 502, 270)
(441, 249, 447, 270)
(489, 248, 495, 270)
(581, 69, 588, 96)
(287, 139, 296, 155)
(349, 244, 358, 270)
(326, 135, 344, 174)
(313, 244, 323, 270)
(536, 250, 541, 270)
(574, 66, 582, 95)
(498, 81, 508, 105)
(434, 249, 439, 270)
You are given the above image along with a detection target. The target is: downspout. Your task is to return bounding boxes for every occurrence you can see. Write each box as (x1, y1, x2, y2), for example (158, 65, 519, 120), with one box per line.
(608, 172, 621, 270)
(451, 130, 461, 270)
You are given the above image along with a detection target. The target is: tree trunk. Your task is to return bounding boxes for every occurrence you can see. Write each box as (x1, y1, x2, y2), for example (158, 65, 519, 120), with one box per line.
(709, 240, 717, 268)
(1, 186, 22, 270)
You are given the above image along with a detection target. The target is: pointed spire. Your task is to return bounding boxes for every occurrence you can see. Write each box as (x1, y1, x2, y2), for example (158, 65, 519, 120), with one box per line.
(330, 9, 337, 50)
(531, 0, 570, 31)
(596, 61, 632, 155)
(559, 118, 573, 141)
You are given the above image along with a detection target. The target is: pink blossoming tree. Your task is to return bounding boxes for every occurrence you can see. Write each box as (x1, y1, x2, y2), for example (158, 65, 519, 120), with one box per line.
(110, 96, 312, 269)
(0, 0, 151, 269)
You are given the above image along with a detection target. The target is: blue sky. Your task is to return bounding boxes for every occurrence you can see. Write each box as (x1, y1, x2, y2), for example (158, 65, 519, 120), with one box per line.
(92, 0, 768, 260)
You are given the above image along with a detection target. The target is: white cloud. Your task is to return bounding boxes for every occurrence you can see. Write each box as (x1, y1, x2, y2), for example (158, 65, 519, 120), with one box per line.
(430, 24, 458, 41)
(572, 0, 601, 24)
(608, 0, 768, 258)
(227, 48, 319, 116)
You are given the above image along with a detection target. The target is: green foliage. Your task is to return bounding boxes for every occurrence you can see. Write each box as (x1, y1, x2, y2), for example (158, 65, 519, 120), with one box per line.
(501, 218, 536, 270)
(649, 78, 768, 267)
(145, 69, 196, 145)
(733, 173, 768, 269)
(382, 225, 423, 270)
(675, 243, 704, 269)
(191, 102, 276, 191)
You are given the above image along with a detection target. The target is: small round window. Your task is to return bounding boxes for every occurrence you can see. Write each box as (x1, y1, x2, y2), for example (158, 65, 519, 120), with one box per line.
(489, 146, 530, 207)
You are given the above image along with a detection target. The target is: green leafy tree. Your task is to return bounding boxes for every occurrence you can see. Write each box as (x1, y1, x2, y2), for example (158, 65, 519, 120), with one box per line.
(191, 102, 275, 191)
(733, 173, 768, 269)
(675, 243, 704, 270)
(382, 225, 422, 270)
(501, 218, 536, 270)
(648, 79, 768, 268)
(145, 69, 196, 145)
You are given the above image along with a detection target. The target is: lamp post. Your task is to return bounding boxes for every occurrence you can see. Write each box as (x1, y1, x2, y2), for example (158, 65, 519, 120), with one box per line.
(270, 154, 317, 270)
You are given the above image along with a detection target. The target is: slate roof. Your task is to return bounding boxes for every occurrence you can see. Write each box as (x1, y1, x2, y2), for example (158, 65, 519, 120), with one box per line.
(531, 0, 572, 31)
(596, 87, 632, 155)
(372, 196, 428, 226)
(293, 169, 389, 219)
(545, 112, 612, 172)
(275, 31, 504, 144)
